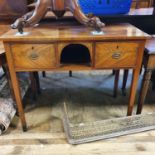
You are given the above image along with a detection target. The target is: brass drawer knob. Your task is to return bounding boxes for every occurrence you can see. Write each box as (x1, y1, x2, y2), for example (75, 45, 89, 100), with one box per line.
(112, 52, 121, 59)
(28, 52, 39, 60)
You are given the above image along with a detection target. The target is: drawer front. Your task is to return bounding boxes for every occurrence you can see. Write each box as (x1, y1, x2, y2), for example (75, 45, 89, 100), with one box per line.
(95, 42, 139, 68)
(148, 55, 155, 69)
(11, 44, 56, 69)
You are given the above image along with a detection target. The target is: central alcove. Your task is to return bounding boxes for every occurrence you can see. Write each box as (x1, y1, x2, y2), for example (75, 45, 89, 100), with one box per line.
(60, 44, 91, 65)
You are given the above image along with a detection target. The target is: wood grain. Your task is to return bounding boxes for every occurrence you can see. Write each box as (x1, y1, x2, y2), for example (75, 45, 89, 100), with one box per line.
(1, 132, 155, 155)
(4, 43, 27, 131)
(95, 42, 139, 69)
(147, 55, 155, 68)
(127, 41, 146, 115)
(0, 24, 149, 42)
(0, 24, 148, 130)
(11, 44, 56, 70)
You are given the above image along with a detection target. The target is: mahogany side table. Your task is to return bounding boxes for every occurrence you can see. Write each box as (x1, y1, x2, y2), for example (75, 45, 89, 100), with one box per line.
(0, 24, 149, 131)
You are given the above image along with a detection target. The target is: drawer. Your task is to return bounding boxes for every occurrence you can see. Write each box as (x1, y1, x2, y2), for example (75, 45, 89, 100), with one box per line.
(147, 55, 155, 69)
(11, 44, 56, 69)
(95, 42, 139, 68)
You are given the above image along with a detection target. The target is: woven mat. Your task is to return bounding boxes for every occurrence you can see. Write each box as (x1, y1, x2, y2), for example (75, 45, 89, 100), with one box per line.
(62, 102, 155, 144)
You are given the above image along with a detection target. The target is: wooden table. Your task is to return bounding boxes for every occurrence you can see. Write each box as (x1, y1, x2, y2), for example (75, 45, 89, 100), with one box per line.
(0, 23, 148, 131)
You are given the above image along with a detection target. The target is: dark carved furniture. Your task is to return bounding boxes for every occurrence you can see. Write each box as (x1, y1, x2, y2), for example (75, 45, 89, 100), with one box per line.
(113, 36, 155, 115)
(137, 37, 155, 114)
(11, 0, 105, 33)
(112, 7, 155, 98)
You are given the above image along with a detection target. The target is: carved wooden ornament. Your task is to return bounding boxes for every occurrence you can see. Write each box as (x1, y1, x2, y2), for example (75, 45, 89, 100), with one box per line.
(11, 0, 105, 33)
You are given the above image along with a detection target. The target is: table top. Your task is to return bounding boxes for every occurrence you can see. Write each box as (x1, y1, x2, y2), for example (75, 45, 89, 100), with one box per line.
(0, 23, 149, 42)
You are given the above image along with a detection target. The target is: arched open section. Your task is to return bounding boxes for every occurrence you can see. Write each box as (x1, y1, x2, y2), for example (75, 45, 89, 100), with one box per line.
(60, 44, 91, 65)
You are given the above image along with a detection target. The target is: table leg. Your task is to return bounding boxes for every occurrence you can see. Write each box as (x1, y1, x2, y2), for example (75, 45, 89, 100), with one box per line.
(127, 68, 141, 116)
(112, 70, 115, 75)
(10, 73, 27, 131)
(4, 44, 27, 131)
(122, 69, 129, 96)
(113, 70, 120, 98)
(69, 70, 72, 77)
(34, 71, 41, 94)
(29, 72, 37, 100)
(137, 69, 152, 114)
(127, 40, 145, 116)
(42, 71, 46, 78)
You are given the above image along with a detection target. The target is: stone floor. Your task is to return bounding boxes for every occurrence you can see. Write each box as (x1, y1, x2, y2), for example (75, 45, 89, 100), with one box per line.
(1, 70, 155, 155)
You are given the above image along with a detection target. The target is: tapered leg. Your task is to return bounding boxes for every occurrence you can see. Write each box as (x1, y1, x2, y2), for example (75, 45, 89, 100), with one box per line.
(11, 73, 27, 131)
(137, 69, 152, 114)
(113, 70, 120, 98)
(34, 71, 41, 94)
(122, 70, 129, 96)
(127, 40, 145, 116)
(42, 71, 46, 78)
(151, 70, 155, 90)
(112, 70, 115, 75)
(127, 68, 141, 116)
(4, 44, 27, 131)
(69, 70, 72, 77)
(29, 72, 37, 100)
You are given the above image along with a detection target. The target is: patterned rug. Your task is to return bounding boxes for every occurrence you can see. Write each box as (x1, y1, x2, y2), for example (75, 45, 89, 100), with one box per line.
(0, 73, 29, 135)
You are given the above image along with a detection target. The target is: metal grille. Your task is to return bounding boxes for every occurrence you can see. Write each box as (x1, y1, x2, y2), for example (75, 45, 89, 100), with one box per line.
(62, 102, 155, 144)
